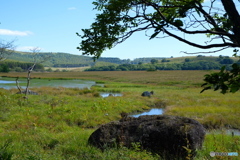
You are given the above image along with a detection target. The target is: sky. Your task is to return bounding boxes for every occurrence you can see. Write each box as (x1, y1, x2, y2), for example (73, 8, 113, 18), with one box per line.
(0, 0, 239, 60)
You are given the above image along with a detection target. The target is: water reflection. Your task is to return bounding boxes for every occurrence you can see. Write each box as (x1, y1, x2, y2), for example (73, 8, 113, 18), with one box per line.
(131, 108, 164, 118)
(0, 80, 16, 84)
(0, 77, 99, 89)
(100, 92, 122, 98)
(207, 129, 240, 136)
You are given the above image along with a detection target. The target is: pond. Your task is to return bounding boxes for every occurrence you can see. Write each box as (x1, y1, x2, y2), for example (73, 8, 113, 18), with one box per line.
(130, 108, 164, 118)
(207, 129, 240, 136)
(0, 77, 102, 89)
(100, 92, 123, 98)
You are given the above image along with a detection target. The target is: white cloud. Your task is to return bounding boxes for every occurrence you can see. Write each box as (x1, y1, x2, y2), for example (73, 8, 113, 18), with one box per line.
(68, 7, 77, 10)
(0, 29, 33, 36)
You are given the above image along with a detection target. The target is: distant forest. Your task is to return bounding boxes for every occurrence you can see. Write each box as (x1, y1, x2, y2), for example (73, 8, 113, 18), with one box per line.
(0, 51, 238, 72)
(0, 61, 44, 72)
(85, 55, 237, 71)
(7, 51, 165, 67)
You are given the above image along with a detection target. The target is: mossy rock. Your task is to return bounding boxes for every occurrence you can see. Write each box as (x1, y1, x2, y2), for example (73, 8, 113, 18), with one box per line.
(88, 115, 206, 159)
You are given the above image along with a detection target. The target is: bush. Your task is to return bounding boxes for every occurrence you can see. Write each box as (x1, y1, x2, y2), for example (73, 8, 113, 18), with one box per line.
(0, 140, 13, 160)
(14, 67, 24, 72)
(0, 64, 10, 73)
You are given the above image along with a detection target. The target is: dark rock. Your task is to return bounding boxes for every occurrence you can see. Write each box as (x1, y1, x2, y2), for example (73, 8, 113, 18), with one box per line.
(141, 91, 154, 97)
(88, 115, 205, 159)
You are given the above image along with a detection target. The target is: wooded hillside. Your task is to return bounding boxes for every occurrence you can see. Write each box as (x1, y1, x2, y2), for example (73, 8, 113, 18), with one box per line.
(6, 51, 166, 67)
(2, 51, 238, 72)
(86, 55, 238, 71)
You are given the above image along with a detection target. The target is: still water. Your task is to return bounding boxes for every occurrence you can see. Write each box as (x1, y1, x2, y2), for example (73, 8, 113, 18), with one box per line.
(0, 77, 100, 89)
(100, 92, 122, 98)
(131, 108, 164, 118)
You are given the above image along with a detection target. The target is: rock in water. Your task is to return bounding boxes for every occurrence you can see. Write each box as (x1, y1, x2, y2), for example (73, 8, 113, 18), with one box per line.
(88, 115, 205, 159)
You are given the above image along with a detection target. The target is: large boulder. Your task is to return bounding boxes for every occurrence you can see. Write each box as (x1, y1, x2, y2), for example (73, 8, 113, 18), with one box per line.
(88, 115, 205, 159)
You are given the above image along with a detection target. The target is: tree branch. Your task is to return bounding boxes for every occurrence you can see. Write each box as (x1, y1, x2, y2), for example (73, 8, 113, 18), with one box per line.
(145, 0, 232, 39)
(221, 0, 240, 45)
(181, 46, 230, 54)
(163, 28, 238, 49)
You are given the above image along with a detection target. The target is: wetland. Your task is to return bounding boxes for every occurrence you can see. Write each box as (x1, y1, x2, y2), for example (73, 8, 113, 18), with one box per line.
(0, 71, 239, 159)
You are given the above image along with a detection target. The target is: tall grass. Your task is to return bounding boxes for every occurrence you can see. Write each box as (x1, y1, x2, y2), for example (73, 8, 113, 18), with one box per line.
(0, 70, 210, 85)
(0, 71, 240, 159)
(196, 133, 240, 160)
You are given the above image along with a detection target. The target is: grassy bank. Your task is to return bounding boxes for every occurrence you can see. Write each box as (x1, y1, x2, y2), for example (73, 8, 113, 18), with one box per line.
(0, 71, 239, 159)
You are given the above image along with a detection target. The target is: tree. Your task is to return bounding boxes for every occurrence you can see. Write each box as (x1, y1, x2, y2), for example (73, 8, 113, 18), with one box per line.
(219, 58, 234, 64)
(150, 59, 158, 64)
(16, 47, 50, 98)
(0, 39, 16, 61)
(77, 0, 240, 93)
(161, 58, 170, 62)
(185, 58, 191, 62)
(1, 64, 10, 72)
(201, 62, 240, 94)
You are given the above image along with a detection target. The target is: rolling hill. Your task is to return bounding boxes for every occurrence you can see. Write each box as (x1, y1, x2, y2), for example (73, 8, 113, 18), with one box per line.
(6, 51, 167, 67)
(5, 51, 238, 71)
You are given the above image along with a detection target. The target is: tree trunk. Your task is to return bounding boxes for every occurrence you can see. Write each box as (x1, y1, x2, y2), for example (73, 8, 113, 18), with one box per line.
(221, 0, 240, 46)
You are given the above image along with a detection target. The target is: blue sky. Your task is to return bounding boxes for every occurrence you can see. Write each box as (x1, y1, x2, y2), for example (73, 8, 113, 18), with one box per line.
(0, 0, 238, 60)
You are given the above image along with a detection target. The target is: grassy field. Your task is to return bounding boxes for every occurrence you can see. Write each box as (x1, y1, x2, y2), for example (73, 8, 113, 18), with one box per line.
(0, 71, 239, 159)
(0, 70, 209, 84)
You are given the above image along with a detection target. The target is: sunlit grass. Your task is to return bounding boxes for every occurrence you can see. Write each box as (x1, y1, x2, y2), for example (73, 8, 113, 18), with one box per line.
(1, 70, 210, 85)
(196, 133, 240, 160)
(0, 70, 240, 159)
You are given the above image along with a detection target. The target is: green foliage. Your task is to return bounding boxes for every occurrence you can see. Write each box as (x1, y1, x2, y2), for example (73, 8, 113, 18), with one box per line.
(8, 51, 94, 67)
(219, 58, 234, 64)
(0, 64, 10, 72)
(7, 51, 138, 67)
(85, 56, 236, 71)
(77, 0, 130, 59)
(185, 58, 191, 62)
(0, 61, 44, 72)
(150, 59, 158, 64)
(201, 50, 240, 94)
(201, 63, 240, 94)
(161, 58, 170, 62)
(78, 0, 240, 94)
(78, 0, 239, 59)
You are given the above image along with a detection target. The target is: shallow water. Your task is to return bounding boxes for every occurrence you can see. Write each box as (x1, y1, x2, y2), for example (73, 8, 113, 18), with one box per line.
(100, 92, 122, 98)
(0, 80, 16, 84)
(130, 108, 164, 118)
(207, 129, 240, 136)
(0, 77, 98, 89)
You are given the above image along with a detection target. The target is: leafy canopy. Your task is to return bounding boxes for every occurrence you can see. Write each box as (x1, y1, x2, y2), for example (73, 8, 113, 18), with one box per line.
(77, 0, 240, 93)
(78, 0, 240, 58)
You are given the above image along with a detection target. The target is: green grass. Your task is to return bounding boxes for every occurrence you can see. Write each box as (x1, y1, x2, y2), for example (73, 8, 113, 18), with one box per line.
(195, 132, 239, 160)
(0, 71, 240, 159)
